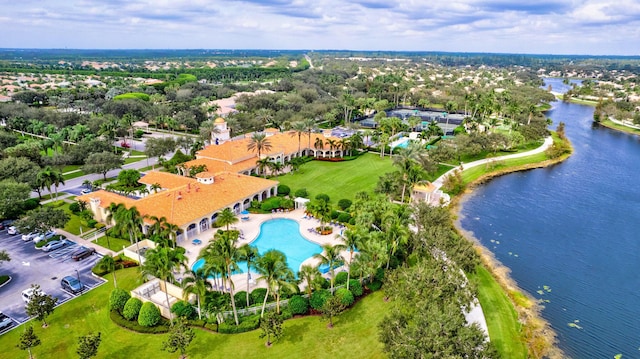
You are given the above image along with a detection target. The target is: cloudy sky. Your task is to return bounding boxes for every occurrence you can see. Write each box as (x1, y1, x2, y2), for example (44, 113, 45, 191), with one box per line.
(1, 0, 639, 55)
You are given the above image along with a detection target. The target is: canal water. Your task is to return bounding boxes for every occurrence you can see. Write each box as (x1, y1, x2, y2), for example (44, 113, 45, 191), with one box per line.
(459, 78, 640, 358)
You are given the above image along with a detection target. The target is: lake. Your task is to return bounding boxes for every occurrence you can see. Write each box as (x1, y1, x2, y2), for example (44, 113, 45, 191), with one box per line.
(459, 78, 640, 358)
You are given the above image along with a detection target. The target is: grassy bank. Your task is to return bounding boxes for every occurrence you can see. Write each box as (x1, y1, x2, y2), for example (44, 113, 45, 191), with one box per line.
(0, 267, 388, 358)
(598, 119, 640, 136)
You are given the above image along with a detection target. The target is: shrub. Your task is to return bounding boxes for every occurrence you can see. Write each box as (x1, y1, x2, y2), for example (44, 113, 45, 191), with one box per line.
(315, 193, 330, 203)
(277, 185, 290, 196)
(367, 280, 383, 291)
(234, 291, 249, 308)
(330, 210, 340, 220)
(113, 92, 150, 101)
(95, 223, 106, 230)
(288, 295, 309, 315)
(280, 308, 293, 320)
(171, 300, 196, 320)
(87, 219, 98, 228)
(337, 199, 352, 210)
(110, 310, 169, 334)
(22, 198, 40, 212)
(337, 212, 351, 223)
(260, 197, 282, 212)
(309, 289, 330, 310)
(138, 302, 161, 327)
(335, 288, 355, 307)
(280, 198, 294, 209)
(123, 297, 143, 320)
(251, 288, 271, 304)
(109, 288, 130, 313)
(335, 271, 348, 285)
(218, 315, 260, 334)
(375, 267, 385, 282)
(69, 202, 81, 213)
(348, 280, 363, 297)
(134, 129, 145, 139)
(294, 188, 308, 198)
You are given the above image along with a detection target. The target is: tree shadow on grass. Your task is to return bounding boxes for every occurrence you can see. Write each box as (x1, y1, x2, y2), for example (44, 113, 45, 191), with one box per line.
(281, 321, 310, 344)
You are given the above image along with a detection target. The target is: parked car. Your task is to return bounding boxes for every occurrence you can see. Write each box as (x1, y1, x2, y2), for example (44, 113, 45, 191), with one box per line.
(61, 276, 84, 294)
(42, 239, 68, 252)
(0, 312, 13, 331)
(33, 230, 56, 244)
(21, 287, 45, 304)
(21, 232, 39, 242)
(80, 188, 92, 195)
(71, 247, 96, 261)
(7, 226, 18, 235)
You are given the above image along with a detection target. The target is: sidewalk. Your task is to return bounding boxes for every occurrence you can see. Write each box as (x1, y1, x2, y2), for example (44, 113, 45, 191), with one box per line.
(56, 229, 116, 257)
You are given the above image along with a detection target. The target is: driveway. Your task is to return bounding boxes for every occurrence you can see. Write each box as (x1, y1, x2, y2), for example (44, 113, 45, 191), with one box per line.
(0, 229, 105, 332)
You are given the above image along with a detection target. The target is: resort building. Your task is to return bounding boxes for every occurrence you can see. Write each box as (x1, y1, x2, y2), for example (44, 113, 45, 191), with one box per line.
(77, 170, 278, 242)
(180, 123, 344, 176)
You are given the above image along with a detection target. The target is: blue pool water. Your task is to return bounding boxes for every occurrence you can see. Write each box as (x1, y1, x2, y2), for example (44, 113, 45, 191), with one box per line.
(392, 137, 410, 149)
(192, 218, 324, 276)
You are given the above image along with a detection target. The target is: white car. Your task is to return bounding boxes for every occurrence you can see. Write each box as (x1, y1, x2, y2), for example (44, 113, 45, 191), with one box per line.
(33, 231, 56, 244)
(80, 188, 92, 195)
(7, 226, 18, 235)
(42, 239, 67, 252)
(21, 232, 38, 242)
(21, 287, 45, 304)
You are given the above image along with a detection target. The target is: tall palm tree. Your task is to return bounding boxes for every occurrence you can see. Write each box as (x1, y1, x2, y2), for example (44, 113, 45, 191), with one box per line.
(255, 249, 293, 316)
(314, 137, 324, 151)
(313, 243, 347, 293)
(97, 255, 118, 288)
(199, 230, 241, 325)
(337, 229, 362, 290)
(298, 264, 322, 298)
(289, 121, 307, 154)
(353, 234, 388, 284)
(36, 167, 54, 198)
(303, 118, 316, 155)
(181, 269, 212, 320)
(247, 132, 272, 160)
(393, 142, 428, 202)
(238, 244, 259, 308)
(256, 157, 272, 178)
(140, 246, 188, 324)
(199, 119, 220, 145)
(216, 208, 238, 232)
(113, 206, 145, 264)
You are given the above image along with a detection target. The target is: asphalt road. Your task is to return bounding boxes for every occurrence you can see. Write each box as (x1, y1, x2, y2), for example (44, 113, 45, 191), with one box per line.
(0, 229, 105, 333)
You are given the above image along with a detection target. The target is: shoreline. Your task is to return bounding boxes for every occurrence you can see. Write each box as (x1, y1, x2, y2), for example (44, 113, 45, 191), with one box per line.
(597, 119, 640, 137)
(448, 139, 573, 358)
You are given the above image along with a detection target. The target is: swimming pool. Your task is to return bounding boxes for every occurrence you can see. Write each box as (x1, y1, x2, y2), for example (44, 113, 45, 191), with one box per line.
(192, 218, 324, 276)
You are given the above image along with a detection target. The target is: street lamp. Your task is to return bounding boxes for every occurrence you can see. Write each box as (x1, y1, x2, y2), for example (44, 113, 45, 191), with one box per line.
(75, 269, 83, 295)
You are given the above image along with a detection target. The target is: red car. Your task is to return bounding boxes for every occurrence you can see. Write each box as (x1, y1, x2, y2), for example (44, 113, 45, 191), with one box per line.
(71, 247, 96, 261)
(120, 141, 130, 148)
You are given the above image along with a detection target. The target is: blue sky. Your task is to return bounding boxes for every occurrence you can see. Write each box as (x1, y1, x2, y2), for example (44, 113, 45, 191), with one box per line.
(1, 0, 639, 55)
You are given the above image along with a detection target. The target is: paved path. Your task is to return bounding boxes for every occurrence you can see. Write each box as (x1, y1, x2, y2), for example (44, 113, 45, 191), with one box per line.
(433, 136, 554, 190)
(56, 229, 116, 257)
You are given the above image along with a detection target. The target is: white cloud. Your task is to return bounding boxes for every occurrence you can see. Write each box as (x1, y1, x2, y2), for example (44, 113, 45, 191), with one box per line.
(0, 0, 638, 54)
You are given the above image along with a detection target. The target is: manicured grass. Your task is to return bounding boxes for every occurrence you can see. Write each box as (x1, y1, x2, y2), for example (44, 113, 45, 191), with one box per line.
(95, 235, 131, 252)
(44, 201, 85, 235)
(63, 170, 87, 181)
(471, 265, 527, 359)
(276, 153, 395, 201)
(599, 119, 640, 136)
(0, 267, 388, 359)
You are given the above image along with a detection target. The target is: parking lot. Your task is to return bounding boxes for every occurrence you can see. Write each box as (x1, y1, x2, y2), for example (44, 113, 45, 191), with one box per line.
(0, 229, 106, 333)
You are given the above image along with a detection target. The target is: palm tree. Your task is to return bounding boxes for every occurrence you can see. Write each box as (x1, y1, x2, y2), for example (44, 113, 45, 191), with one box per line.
(313, 243, 347, 293)
(199, 119, 219, 145)
(238, 244, 259, 308)
(112, 206, 145, 264)
(289, 121, 306, 154)
(298, 264, 322, 298)
(247, 132, 272, 159)
(256, 157, 271, 178)
(181, 269, 212, 320)
(36, 167, 54, 198)
(199, 230, 241, 325)
(337, 229, 362, 290)
(303, 118, 316, 155)
(350, 131, 364, 154)
(97, 255, 119, 288)
(216, 208, 238, 232)
(140, 246, 188, 324)
(150, 183, 162, 193)
(393, 142, 428, 202)
(353, 234, 388, 284)
(314, 137, 324, 151)
(382, 215, 410, 269)
(255, 249, 293, 316)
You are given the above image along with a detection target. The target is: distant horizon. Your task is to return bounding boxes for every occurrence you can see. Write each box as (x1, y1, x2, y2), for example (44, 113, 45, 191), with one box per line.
(1, 48, 638, 59)
(3, 1, 639, 56)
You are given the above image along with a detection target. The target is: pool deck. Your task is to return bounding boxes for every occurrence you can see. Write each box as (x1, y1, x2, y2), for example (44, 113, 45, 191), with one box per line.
(179, 208, 350, 294)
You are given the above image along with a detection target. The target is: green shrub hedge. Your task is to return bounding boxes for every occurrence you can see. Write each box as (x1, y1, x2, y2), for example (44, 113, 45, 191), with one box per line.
(367, 280, 383, 291)
(335, 288, 354, 307)
(260, 197, 282, 211)
(337, 212, 352, 223)
(234, 291, 249, 308)
(109, 288, 130, 313)
(110, 310, 169, 334)
(0, 275, 9, 286)
(348, 279, 363, 297)
(294, 188, 308, 198)
(138, 302, 161, 327)
(337, 199, 352, 210)
(251, 288, 271, 304)
(171, 300, 196, 320)
(218, 315, 260, 334)
(309, 289, 330, 310)
(315, 193, 330, 202)
(277, 185, 290, 196)
(113, 92, 151, 101)
(123, 297, 143, 320)
(335, 272, 348, 285)
(287, 295, 309, 315)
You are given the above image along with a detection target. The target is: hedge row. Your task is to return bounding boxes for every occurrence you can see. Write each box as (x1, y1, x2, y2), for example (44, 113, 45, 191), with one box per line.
(110, 310, 170, 334)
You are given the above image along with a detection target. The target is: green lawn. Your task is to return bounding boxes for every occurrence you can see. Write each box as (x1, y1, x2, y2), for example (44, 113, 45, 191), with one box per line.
(0, 267, 388, 359)
(276, 153, 395, 201)
(471, 266, 527, 359)
(94, 235, 131, 252)
(44, 201, 86, 235)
